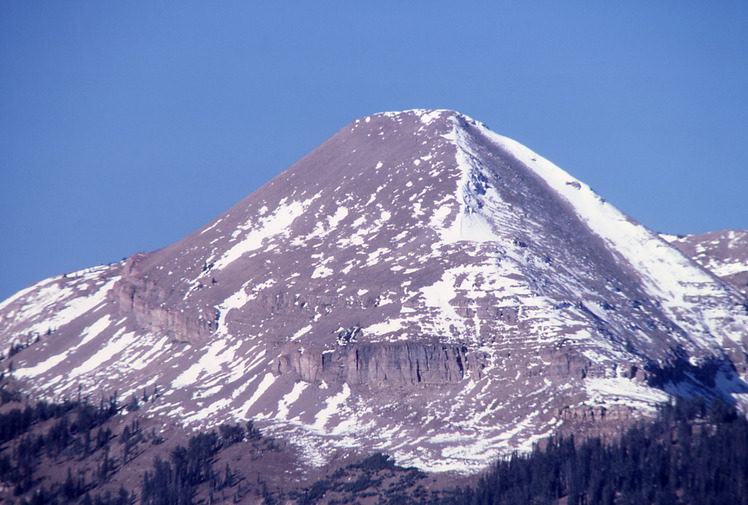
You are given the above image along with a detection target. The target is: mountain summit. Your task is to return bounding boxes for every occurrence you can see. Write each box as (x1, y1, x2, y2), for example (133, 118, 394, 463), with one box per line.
(2, 109, 748, 473)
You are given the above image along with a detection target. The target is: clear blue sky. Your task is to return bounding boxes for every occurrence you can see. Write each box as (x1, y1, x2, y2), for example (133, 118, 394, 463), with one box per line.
(2, 1, 747, 301)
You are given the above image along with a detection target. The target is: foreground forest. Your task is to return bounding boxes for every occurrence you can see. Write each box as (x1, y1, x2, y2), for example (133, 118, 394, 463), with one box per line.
(0, 379, 442, 505)
(452, 397, 748, 505)
(0, 378, 746, 505)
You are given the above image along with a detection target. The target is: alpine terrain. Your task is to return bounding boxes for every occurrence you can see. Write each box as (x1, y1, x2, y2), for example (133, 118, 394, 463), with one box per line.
(2, 109, 748, 475)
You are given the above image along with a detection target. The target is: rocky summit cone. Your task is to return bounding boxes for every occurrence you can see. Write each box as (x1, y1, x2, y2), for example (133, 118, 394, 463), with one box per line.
(2, 109, 748, 473)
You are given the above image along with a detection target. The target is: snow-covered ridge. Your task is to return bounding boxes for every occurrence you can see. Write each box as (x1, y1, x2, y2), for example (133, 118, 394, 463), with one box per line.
(1, 264, 122, 340)
(663, 230, 748, 299)
(666, 230, 748, 276)
(473, 123, 747, 349)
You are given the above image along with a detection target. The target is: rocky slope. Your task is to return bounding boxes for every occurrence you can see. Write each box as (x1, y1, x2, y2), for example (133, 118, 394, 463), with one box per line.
(2, 110, 748, 474)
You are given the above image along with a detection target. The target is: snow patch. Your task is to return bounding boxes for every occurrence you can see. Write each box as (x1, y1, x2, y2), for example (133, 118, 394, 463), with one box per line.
(215, 196, 317, 271)
(69, 329, 138, 377)
(277, 382, 310, 420)
(235, 373, 277, 418)
(313, 384, 351, 432)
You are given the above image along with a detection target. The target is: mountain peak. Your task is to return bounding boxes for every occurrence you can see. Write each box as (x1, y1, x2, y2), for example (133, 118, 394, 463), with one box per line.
(364, 108, 458, 123)
(2, 111, 748, 473)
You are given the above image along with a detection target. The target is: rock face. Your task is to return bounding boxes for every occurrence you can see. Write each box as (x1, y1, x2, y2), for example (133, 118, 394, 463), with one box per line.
(111, 253, 217, 341)
(2, 109, 748, 474)
(276, 341, 486, 385)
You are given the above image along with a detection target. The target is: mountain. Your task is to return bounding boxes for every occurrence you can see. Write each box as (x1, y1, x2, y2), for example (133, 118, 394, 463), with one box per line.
(663, 230, 748, 299)
(2, 109, 748, 474)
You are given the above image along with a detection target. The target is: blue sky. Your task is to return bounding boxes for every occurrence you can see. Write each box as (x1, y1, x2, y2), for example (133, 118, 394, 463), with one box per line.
(2, 1, 747, 301)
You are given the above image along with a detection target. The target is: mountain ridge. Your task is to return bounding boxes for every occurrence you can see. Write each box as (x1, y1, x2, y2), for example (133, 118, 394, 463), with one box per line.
(664, 229, 748, 299)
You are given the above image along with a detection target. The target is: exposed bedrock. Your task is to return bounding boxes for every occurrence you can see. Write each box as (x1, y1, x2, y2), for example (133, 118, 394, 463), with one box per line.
(277, 342, 488, 385)
(554, 404, 642, 443)
(110, 253, 216, 340)
(559, 404, 638, 424)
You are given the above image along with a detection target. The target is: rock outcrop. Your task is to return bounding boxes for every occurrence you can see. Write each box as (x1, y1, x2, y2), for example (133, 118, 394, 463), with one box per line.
(277, 342, 487, 385)
(110, 253, 216, 341)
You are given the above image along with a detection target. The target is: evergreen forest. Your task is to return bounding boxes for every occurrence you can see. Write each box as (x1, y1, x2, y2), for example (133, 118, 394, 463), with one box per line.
(0, 387, 747, 505)
(450, 397, 748, 505)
